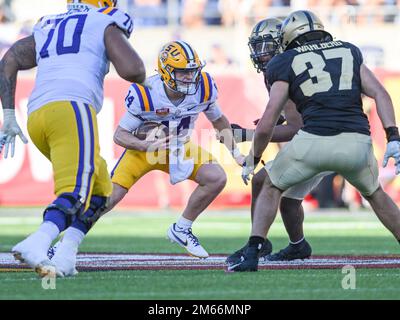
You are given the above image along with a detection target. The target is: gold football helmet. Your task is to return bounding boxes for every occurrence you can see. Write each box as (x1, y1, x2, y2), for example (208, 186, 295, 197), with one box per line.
(67, 0, 117, 9)
(158, 41, 204, 95)
(280, 10, 332, 51)
(248, 18, 282, 72)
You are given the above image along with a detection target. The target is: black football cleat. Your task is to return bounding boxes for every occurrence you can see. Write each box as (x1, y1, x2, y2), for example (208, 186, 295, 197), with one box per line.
(225, 239, 272, 265)
(264, 239, 312, 261)
(226, 246, 260, 272)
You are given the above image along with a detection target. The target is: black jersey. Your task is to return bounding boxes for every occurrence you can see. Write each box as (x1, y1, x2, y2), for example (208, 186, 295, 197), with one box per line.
(263, 71, 286, 125)
(266, 40, 370, 136)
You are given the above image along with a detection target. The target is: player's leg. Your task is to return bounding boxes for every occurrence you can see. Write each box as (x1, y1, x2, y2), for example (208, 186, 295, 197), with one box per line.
(266, 172, 330, 261)
(49, 147, 156, 274)
(225, 169, 272, 265)
(12, 101, 93, 277)
(279, 197, 305, 243)
(181, 163, 227, 220)
(339, 133, 400, 242)
(166, 142, 226, 258)
(363, 186, 400, 241)
(229, 132, 321, 271)
(51, 156, 112, 277)
(167, 162, 226, 258)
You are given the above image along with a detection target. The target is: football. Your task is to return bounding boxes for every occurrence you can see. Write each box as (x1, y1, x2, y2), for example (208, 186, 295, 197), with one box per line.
(133, 121, 169, 141)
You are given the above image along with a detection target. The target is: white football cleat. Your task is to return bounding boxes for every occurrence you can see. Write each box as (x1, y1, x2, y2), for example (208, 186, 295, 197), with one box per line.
(51, 240, 79, 277)
(47, 240, 61, 259)
(167, 223, 209, 259)
(12, 232, 62, 277)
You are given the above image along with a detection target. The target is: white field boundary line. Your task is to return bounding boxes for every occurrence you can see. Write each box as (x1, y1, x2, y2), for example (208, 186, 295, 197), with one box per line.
(1, 252, 400, 271)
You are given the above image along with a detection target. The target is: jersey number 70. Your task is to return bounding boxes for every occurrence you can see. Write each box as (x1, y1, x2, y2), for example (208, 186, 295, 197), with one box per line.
(39, 14, 87, 59)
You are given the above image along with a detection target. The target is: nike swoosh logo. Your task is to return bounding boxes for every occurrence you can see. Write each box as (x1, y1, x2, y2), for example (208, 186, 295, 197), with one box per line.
(171, 230, 188, 246)
(187, 105, 197, 111)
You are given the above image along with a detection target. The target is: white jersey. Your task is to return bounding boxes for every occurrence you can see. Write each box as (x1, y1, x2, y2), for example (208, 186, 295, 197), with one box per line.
(119, 73, 222, 141)
(27, 6, 133, 115)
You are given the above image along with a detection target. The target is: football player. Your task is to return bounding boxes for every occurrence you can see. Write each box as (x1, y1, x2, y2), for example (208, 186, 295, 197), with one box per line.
(0, 0, 146, 277)
(229, 10, 400, 272)
(49, 40, 245, 264)
(109, 41, 244, 258)
(225, 18, 334, 265)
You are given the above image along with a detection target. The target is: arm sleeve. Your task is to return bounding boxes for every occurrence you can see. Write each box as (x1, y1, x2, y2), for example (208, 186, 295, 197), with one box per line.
(266, 55, 291, 86)
(120, 84, 146, 131)
(118, 111, 143, 132)
(97, 7, 134, 38)
(204, 101, 223, 122)
(352, 44, 364, 65)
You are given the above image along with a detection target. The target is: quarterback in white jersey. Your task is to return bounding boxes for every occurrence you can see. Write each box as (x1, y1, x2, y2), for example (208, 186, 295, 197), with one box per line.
(0, 0, 146, 278)
(104, 41, 245, 258)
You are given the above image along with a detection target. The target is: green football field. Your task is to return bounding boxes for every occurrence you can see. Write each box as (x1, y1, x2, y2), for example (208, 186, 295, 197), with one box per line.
(0, 207, 399, 300)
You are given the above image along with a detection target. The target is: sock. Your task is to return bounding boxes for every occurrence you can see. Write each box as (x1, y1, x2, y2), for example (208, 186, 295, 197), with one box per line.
(15, 222, 59, 259)
(38, 221, 60, 242)
(176, 216, 193, 230)
(249, 236, 264, 249)
(61, 227, 85, 249)
(290, 237, 305, 246)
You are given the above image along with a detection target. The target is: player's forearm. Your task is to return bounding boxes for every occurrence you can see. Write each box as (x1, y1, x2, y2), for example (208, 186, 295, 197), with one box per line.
(212, 115, 239, 153)
(251, 107, 281, 157)
(375, 90, 397, 129)
(270, 124, 299, 142)
(0, 36, 36, 111)
(113, 128, 146, 151)
(0, 52, 18, 110)
(251, 126, 273, 158)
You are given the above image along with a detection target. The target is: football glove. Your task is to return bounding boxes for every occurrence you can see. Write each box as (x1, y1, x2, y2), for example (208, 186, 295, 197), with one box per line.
(0, 131, 6, 155)
(1, 109, 28, 158)
(383, 140, 400, 175)
(241, 155, 261, 185)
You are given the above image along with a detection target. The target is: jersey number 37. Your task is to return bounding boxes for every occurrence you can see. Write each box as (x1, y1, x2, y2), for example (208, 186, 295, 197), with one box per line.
(292, 48, 354, 97)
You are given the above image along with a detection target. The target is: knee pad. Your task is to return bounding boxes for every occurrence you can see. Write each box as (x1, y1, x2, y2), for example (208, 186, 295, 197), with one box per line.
(78, 195, 109, 230)
(44, 193, 84, 228)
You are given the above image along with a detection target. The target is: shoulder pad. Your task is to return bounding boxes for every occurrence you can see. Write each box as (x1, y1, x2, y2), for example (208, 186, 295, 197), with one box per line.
(33, 14, 62, 33)
(96, 7, 134, 38)
(199, 72, 218, 104)
(125, 83, 155, 114)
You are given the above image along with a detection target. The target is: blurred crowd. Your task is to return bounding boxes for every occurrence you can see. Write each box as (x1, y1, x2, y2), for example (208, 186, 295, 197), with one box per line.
(1, 0, 399, 28)
(119, 0, 400, 27)
(120, 0, 400, 27)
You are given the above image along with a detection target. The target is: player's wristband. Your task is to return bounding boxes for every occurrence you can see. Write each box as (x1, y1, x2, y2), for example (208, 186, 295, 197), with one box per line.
(385, 126, 400, 142)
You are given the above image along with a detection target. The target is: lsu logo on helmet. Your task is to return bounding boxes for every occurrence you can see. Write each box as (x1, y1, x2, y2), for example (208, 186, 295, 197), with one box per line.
(158, 41, 204, 95)
(67, 0, 118, 8)
(248, 18, 282, 72)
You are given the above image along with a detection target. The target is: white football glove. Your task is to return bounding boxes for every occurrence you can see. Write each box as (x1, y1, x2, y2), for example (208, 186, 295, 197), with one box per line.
(0, 131, 6, 154)
(383, 140, 400, 175)
(1, 109, 28, 158)
(241, 155, 261, 185)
